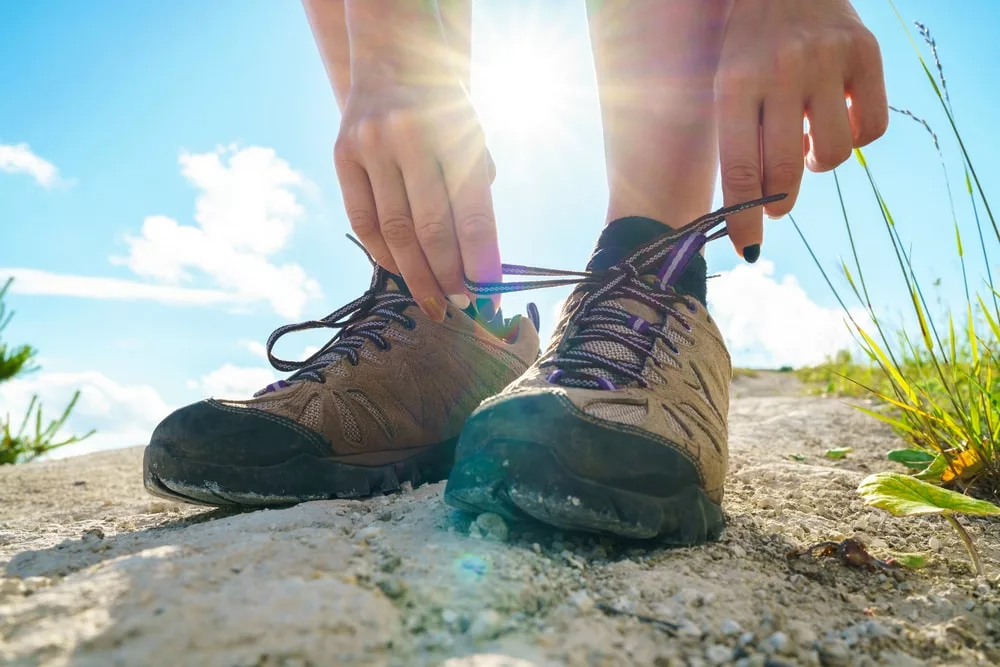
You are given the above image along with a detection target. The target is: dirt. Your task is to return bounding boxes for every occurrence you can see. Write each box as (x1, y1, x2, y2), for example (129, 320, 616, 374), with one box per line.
(1, 372, 998, 667)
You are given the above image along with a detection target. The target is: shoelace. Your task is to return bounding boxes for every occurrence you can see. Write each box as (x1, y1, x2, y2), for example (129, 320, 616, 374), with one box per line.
(464, 195, 784, 391)
(257, 270, 416, 395)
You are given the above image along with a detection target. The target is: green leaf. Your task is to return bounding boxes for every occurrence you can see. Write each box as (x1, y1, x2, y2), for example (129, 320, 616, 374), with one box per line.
(824, 447, 853, 460)
(887, 448, 936, 469)
(858, 472, 1000, 518)
(888, 552, 930, 569)
(913, 453, 948, 482)
(788, 453, 806, 462)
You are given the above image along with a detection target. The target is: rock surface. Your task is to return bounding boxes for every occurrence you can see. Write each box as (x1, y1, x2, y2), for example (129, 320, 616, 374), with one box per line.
(1, 372, 998, 666)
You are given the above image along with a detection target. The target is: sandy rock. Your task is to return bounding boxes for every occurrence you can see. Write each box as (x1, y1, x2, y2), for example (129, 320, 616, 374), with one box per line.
(0, 374, 997, 666)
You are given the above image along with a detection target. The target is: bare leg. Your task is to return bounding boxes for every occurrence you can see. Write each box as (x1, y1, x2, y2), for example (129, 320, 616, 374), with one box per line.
(587, 0, 731, 228)
(302, 0, 472, 111)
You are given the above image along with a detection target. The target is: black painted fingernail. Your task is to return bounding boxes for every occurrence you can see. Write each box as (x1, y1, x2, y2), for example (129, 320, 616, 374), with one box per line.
(743, 244, 761, 264)
(476, 298, 496, 321)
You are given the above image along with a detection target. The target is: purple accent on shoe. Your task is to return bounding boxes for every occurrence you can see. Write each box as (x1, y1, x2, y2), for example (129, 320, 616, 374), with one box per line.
(657, 233, 707, 290)
(547, 370, 565, 384)
(596, 377, 617, 391)
(627, 315, 650, 334)
(261, 380, 291, 395)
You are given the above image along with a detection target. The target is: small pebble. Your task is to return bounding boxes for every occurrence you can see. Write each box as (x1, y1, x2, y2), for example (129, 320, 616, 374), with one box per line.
(82, 527, 105, 541)
(738, 631, 756, 647)
(467, 610, 503, 640)
(677, 619, 705, 638)
(721, 618, 743, 636)
(376, 577, 406, 599)
(816, 639, 851, 667)
(705, 644, 733, 665)
(475, 513, 509, 543)
(928, 536, 942, 551)
(568, 590, 595, 613)
(21, 577, 50, 594)
(0, 578, 23, 595)
(441, 609, 460, 627)
(761, 631, 789, 655)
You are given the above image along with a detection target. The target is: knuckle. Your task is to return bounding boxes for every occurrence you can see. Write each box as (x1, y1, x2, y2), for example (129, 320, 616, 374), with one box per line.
(384, 108, 419, 139)
(355, 117, 385, 150)
(721, 160, 761, 193)
(716, 63, 759, 97)
(766, 159, 803, 189)
(772, 40, 807, 78)
(455, 211, 496, 247)
(812, 143, 852, 170)
(379, 213, 416, 247)
(346, 207, 378, 236)
(414, 216, 453, 248)
(852, 27, 881, 60)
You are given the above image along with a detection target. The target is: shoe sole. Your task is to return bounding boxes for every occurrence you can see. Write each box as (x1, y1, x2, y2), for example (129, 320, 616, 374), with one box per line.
(143, 438, 456, 507)
(444, 397, 725, 544)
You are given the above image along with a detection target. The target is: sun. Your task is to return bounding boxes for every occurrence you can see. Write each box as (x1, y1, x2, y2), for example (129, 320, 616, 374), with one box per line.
(472, 35, 581, 145)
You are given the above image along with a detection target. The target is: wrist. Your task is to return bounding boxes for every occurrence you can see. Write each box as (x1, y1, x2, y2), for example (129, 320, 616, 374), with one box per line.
(345, 0, 455, 87)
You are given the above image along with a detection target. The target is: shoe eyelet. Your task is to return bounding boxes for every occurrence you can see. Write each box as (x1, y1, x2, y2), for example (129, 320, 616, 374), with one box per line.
(681, 319, 692, 332)
(403, 318, 416, 330)
(685, 299, 697, 314)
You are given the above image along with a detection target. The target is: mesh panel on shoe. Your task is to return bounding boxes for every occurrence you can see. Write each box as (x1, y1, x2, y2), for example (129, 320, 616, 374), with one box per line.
(300, 396, 323, 431)
(662, 404, 689, 438)
(347, 390, 394, 438)
(583, 401, 647, 425)
(332, 394, 361, 443)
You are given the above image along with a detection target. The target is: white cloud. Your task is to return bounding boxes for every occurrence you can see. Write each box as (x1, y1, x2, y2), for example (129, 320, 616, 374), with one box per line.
(709, 260, 868, 368)
(2, 268, 249, 307)
(7, 145, 320, 318)
(187, 363, 276, 399)
(0, 371, 172, 459)
(237, 339, 268, 359)
(0, 143, 63, 188)
(111, 146, 321, 318)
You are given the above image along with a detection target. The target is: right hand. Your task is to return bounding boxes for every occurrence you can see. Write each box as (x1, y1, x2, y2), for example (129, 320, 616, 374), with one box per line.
(335, 80, 500, 322)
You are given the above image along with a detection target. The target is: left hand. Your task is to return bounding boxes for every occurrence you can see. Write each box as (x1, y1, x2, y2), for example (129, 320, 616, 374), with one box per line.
(715, 0, 888, 261)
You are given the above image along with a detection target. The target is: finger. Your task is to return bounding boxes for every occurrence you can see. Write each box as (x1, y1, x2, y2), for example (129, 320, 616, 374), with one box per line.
(846, 30, 889, 146)
(334, 148, 399, 275)
(761, 94, 806, 219)
(486, 147, 496, 185)
(365, 156, 447, 322)
(806, 87, 854, 172)
(394, 138, 469, 308)
(718, 87, 764, 260)
(440, 134, 502, 317)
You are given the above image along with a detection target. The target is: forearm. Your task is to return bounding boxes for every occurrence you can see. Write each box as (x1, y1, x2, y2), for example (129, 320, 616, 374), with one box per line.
(303, 0, 471, 109)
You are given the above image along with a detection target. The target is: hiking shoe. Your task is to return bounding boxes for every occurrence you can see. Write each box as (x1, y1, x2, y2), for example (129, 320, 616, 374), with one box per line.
(445, 197, 782, 543)
(144, 252, 540, 507)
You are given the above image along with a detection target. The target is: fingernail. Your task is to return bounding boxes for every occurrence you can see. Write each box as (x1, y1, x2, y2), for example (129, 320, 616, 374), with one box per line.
(420, 296, 446, 322)
(742, 244, 761, 264)
(476, 298, 496, 321)
(447, 294, 471, 310)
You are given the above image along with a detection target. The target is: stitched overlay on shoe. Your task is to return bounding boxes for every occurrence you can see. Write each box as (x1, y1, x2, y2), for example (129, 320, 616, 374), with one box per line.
(463, 195, 785, 392)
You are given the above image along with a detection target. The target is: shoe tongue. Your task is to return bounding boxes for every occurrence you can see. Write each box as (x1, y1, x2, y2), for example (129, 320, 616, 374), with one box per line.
(570, 217, 708, 387)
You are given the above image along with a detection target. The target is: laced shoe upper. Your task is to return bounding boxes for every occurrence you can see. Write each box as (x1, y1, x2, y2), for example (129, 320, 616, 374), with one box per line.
(209, 261, 540, 457)
(458, 196, 783, 501)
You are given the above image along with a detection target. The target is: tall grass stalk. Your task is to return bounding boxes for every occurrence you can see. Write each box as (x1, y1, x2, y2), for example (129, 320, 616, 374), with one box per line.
(792, 12, 999, 503)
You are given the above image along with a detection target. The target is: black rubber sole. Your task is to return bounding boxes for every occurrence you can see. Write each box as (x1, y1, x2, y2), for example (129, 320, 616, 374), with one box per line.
(444, 396, 725, 544)
(143, 438, 457, 507)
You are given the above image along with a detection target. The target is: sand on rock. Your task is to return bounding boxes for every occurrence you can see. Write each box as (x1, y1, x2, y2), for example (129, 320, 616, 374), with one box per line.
(1, 372, 998, 666)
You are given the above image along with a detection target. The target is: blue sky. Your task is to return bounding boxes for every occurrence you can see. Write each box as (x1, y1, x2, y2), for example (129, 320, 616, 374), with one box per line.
(1, 0, 997, 457)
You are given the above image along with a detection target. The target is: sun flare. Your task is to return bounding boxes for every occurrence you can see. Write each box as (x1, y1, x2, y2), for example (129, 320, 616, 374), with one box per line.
(473, 37, 581, 145)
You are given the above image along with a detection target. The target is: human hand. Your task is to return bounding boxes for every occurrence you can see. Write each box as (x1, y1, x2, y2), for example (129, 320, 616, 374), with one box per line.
(715, 0, 888, 261)
(335, 2, 499, 321)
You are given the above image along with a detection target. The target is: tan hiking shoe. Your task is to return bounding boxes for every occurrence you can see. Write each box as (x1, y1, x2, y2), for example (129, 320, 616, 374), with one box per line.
(144, 259, 539, 507)
(445, 197, 781, 543)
